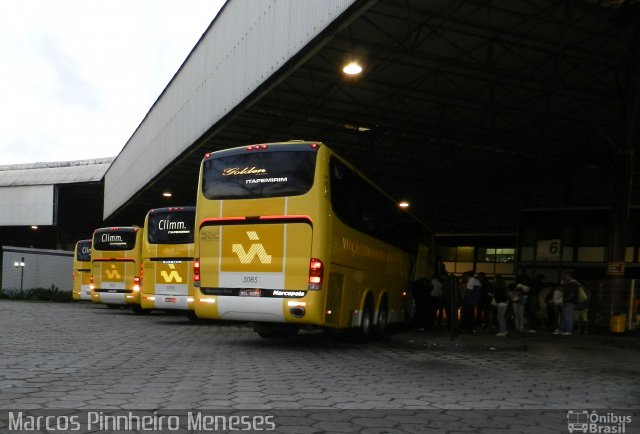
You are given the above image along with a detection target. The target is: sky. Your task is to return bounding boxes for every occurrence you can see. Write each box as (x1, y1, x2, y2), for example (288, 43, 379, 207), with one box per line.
(0, 0, 226, 165)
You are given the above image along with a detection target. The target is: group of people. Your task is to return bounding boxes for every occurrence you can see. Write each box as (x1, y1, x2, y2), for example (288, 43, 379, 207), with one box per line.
(412, 269, 590, 337)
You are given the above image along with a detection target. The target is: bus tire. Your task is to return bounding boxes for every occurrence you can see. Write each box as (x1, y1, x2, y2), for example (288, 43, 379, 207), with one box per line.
(257, 330, 296, 339)
(255, 325, 298, 338)
(374, 299, 389, 339)
(132, 305, 150, 315)
(355, 300, 374, 342)
(186, 311, 201, 323)
(257, 331, 278, 338)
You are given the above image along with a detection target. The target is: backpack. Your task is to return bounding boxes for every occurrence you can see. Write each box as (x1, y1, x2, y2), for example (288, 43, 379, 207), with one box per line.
(578, 283, 589, 303)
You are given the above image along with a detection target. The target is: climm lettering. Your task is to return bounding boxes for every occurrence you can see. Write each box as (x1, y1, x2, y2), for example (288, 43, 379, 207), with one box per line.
(223, 167, 267, 176)
(158, 220, 186, 231)
(102, 234, 122, 242)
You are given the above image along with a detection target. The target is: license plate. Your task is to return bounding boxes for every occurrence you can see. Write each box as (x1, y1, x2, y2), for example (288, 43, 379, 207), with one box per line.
(108, 289, 117, 293)
(239, 289, 261, 297)
(165, 297, 177, 303)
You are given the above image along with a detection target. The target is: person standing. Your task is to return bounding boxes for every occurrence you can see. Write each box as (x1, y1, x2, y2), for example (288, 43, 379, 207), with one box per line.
(494, 274, 509, 337)
(427, 274, 443, 331)
(525, 274, 546, 332)
(440, 272, 458, 332)
(560, 272, 579, 335)
(574, 282, 591, 334)
(461, 271, 481, 333)
(510, 283, 525, 334)
(476, 272, 493, 329)
(550, 285, 564, 334)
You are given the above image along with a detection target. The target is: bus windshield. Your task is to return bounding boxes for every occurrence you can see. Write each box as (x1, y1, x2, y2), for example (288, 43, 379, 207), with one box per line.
(76, 240, 91, 261)
(147, 209, 195, 244)
(93, 229, 138, 251)
(202, 150, 317, 200)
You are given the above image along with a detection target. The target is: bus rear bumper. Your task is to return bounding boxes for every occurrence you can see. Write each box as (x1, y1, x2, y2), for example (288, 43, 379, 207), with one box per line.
(195, 295, 286, 322)
(79, 286, 92, 301)
(93, 291, 127, 305)
(218, 297, 285, 322)
(141, 294, 190, 310)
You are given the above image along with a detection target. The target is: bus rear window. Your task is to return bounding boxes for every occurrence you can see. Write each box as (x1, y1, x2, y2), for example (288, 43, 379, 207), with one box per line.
(202, 151, 317, 199)
(147, 210, 195, 244)
(93, 230, 138, 251)
(76, 240, 91, 261)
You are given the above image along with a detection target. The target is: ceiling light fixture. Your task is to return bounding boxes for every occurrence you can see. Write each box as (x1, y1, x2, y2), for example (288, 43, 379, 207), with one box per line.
(162, 192, 172, 198)
(342, 61, 363, 75)
(398, 201, 410, 209)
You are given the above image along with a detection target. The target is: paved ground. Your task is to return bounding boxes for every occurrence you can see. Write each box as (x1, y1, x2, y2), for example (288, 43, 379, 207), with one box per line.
(0, 300, 639, 433)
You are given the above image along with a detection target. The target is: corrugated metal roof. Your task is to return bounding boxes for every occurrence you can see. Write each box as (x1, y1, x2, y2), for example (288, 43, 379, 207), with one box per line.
(0, 158, 114, 187)
(103, 0, 356, 219)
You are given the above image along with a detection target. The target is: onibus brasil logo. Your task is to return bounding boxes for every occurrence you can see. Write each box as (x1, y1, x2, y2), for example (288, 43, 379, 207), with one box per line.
(567, 410, 632, 433)
(232, 231, 272, 264)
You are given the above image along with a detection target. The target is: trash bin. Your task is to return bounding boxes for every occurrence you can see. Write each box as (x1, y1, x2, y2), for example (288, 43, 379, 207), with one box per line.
(610, 314, 627, 333)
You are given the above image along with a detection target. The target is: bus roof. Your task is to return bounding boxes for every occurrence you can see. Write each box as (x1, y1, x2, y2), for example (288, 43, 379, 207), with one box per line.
(93, 226, 140, 234)
(203, 141, 322, 161)
(146, 206, 195, 214)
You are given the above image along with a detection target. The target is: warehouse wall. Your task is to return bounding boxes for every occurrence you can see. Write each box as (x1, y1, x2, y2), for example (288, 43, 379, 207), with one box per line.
(1, 246, 73, 292)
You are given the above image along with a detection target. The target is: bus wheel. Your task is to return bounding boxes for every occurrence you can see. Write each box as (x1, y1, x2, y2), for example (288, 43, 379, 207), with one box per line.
(255, 325, 297, 338)
(257, 330, 296, 338)
(374, 301, 389, 339)
(257, 331, 278, 338)
(186, 311, 201, 323)
(355, 302, 373, 342)
(132, 305, 150, 315)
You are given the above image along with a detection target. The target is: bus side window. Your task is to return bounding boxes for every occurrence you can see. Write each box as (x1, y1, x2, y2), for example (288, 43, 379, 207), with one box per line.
(344, 199, 361, 228)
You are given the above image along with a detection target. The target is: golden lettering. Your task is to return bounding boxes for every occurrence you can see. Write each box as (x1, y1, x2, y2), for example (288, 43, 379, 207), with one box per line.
(222, 167, 267, 176)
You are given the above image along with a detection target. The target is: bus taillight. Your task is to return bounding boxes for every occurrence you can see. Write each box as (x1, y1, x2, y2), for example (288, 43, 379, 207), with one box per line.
(193, 259, 200, 283)
(133, 277, 141, 292)
(308, 258, 323, 290)
(89, 275, 94, 290)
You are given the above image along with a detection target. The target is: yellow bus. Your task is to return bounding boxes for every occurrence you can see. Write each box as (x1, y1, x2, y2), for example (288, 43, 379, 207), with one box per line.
(193, 141, 434, 339)
(140, 206, 196, 316)
(90, 226, 144, 312)
(72, 239, 92, 301)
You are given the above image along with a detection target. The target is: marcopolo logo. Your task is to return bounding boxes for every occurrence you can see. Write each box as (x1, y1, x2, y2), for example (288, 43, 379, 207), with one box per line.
(160, 263, 183, 283)
(567, 410, 632, 433)
(272, 290, 305, 297)
(232, 231, 272, 264)
(104, 264, 121, 280)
